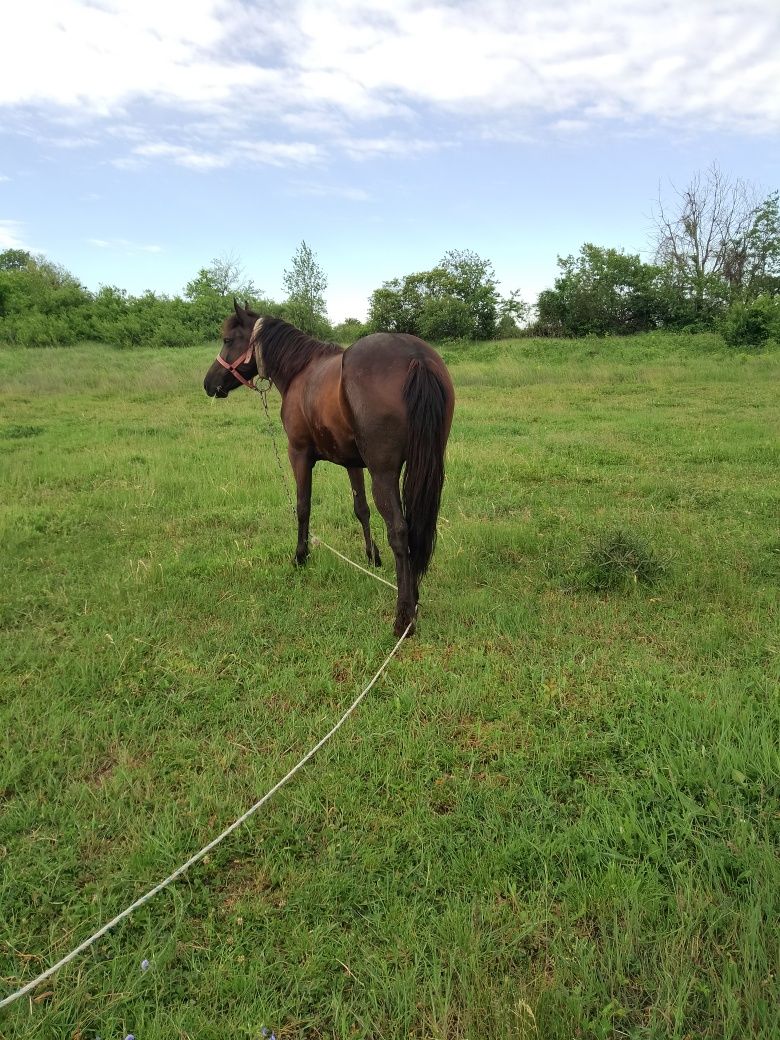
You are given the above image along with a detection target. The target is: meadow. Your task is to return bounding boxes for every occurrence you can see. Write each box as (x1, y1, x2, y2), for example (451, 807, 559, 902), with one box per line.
(0, 332, 778, 1039)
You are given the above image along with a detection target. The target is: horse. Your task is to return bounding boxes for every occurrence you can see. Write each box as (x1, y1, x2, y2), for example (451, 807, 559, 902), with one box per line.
(203, 302, 455, 637)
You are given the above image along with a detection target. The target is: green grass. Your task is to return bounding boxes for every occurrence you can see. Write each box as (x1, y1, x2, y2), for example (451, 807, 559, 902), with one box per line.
(1, 333, 778, 1039)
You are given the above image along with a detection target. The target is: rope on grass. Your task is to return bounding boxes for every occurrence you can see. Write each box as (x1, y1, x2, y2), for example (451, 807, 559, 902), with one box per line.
(311, 536, 397, 590)
(0, 618, 414, 1012)
(2, 377, 410, 1011)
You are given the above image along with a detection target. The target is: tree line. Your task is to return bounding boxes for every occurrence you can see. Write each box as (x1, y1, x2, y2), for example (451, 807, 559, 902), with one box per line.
(0, 249, 296, 350)
(1, 164, 778, 349)
(537, 165, 780, 346)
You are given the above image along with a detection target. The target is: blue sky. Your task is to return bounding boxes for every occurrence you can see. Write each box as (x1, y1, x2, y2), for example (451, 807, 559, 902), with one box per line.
(1, 0, 778, 321)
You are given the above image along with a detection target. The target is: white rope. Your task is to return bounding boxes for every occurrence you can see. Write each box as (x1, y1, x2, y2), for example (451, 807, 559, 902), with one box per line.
(311, 535, 398, 590)
(0, 619, 413, 1012)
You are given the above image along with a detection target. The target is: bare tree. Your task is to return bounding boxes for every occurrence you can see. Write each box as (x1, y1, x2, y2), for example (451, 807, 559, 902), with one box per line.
(652, 162, 768, 311)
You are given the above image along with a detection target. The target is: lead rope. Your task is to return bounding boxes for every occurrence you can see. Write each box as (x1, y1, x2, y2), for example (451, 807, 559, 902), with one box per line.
(1, 386, 408, 1012)
(0, 620, 413, 1011)
(258, 385, 297, 520)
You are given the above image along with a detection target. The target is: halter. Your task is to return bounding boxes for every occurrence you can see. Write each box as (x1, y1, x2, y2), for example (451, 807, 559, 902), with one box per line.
(214, 318, 271, 394)
(215, 343, 261, 392)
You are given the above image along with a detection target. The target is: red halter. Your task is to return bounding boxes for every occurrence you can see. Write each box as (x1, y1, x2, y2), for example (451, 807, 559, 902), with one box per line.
(215, 343, 260, 392)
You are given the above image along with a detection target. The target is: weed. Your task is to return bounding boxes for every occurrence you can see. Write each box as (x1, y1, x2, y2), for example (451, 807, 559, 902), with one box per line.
(580, 528, 667, 590)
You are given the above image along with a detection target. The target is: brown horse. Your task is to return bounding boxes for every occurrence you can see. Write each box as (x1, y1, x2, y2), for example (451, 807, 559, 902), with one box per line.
(203, 303, 454, 636)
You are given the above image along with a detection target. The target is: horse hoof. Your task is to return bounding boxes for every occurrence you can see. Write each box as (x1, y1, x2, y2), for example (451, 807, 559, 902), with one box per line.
(293, 553, 308, 567)
(395, 617, 416, 638)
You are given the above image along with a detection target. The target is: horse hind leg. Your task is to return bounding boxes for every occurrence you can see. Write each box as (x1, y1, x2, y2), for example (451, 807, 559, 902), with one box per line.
(348, 467, 382, 567)
(369, 469, 416, 637)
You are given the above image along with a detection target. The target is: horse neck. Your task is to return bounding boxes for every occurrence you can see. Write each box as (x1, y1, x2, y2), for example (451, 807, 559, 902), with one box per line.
(260, 324, 341, 393)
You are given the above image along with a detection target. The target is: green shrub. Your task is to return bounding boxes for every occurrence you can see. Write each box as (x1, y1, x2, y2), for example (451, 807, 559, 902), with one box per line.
(332, 318, 372, 344)
(721, 296, 780, 347)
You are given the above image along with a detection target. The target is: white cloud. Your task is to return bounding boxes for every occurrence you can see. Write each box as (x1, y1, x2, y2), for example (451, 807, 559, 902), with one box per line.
(338, 136, 442, 161)
(287, 182, 370, 202)
(49, 135, 100, 149)
(0, 0, 778, 172)
(111, 138, 323, 170)
(552, 119, 590, 135)
(0, 0, 263, 113)
(0, 220, 25, 248)
(87, 237, 162, 253)
(131, 143, 230, 170)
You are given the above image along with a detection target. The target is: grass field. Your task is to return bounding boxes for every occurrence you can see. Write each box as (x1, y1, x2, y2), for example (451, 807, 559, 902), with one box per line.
(1, 332, 778, 1039)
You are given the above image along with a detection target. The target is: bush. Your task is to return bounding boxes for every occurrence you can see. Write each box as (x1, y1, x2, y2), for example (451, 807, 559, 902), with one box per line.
(417, 296, 474, 342)
(0, 254, 93, 345)
(332, 318, 371, 344)
(0, 250, 291, 349)
(721, 296, 780, 347)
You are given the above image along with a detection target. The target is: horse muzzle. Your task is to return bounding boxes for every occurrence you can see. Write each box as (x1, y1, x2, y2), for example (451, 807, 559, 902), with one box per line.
(203, 376, 228, 398)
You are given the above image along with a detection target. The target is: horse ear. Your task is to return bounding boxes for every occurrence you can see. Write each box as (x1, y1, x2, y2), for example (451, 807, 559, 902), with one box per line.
(233, 297, 243, 319)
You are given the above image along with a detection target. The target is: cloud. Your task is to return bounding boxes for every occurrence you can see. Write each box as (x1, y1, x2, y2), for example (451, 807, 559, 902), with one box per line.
(130, 143, 230, 170)
(87, 237, 162, 253)
(287, 182, 370, 202)
(337, 136, 442, 161)
(109, 138, 322, 170)
(0, 0, 778, 172)
(0, 220, 25, 248)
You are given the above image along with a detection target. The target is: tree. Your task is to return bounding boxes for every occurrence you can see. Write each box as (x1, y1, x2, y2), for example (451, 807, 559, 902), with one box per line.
(282, 240, 330, 336)
(184, 253, 259, 339)
(728, 190, 780, 299)
(0, 252, 92, 344)
(0, 249, 33, 272)
(368, 276, 425, 336)
(367, 249, 506, 341)
(185, 252, 257, 301)
(437, 249, 500, 339)
(653, 163, 780, 317)
(497, 289, 529, 338)
(536, 244, 672, 336)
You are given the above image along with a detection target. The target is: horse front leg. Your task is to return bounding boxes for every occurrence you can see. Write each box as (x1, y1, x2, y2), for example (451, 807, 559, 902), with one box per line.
(370, 470, 416, 637)
(347, 467, 382, 567)
(289, 449, 314, 566)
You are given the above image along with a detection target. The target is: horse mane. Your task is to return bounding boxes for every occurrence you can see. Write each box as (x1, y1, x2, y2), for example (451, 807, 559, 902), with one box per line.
(250, 315, 343, 389)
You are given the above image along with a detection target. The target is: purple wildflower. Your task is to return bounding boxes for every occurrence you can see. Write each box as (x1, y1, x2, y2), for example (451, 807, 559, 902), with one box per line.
(141, 959, 150, 972)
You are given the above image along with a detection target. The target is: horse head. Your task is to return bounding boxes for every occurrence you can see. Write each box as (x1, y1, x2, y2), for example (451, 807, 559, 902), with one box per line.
(202, 300, 259, 398)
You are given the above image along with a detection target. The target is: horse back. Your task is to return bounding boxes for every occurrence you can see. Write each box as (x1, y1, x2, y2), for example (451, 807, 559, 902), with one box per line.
(343, 333, 453, 422)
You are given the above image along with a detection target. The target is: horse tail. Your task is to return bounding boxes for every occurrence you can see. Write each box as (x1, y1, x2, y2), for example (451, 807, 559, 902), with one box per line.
(402, 358, 449, 587)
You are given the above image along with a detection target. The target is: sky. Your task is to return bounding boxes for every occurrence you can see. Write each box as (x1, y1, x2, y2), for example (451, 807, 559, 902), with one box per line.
(1, 0, 779, 322)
